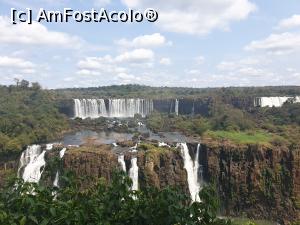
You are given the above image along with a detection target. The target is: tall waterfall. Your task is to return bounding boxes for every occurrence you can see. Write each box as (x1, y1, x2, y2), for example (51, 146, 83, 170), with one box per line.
(18, 145, 47, 183)
(118, 155, 126, 172)
(129, 157, 139, 191)
(179, 143, 201, 202)
(74, 99, 153, 119)
(53, 148, 67, 187)
(175, 99, 179, 116)
(254, 96, 300, 107)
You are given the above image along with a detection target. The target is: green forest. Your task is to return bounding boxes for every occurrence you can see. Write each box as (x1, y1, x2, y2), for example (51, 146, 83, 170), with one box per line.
(0, 81, 69, 156)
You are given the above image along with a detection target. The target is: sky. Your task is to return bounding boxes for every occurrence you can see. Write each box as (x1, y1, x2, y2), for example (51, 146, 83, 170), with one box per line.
(0, 0, 300, 89)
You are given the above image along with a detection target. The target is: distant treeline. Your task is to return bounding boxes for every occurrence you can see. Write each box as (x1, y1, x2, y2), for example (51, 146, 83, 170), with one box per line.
(53, 84, 300, 99)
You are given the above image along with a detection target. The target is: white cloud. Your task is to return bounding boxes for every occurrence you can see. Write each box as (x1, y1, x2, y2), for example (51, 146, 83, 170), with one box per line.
(195, 56, 205, 64)
(78, 55, 114, 70)
(0, 16, 83, 49)
(159, 57, 171, 65)
(78, 48, 154, 78)
(276, 15, 300, 30)
(115, 49, 154, 63)
(217, 57, 274, 77)
(77, 55, 127, 77)
(187, 69, 200, 75)
(0, 56, 42, 85)
(116, 33, 167, 48)
(245, 32, 300, 55)
(116, 72, 141, 84)
(121, 0, 256, 35)
(76, 48, 158, 86)
(94, 0, 110, 7)
(1, 0, 67, 8)
(0, 56, 35, 69)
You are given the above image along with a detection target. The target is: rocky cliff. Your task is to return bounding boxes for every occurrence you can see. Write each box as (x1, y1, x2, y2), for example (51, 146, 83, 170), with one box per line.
(62, 146, 118, 188)
(62, 145, 189, 193)
(198, 140, 300, 224)
(3, 140, 299, 224)
(60, 142, 300, 224)
(124, 149, 189, 193)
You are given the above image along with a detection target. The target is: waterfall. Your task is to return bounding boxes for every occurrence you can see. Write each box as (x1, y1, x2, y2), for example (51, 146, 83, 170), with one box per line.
(112, 143, 118, 147)
(158, 142, 170, 147)
(19, 145, 47, 183)
(46, 144, 53, 150)
(53, 172, 59, 187)
(53, 148, 67, 187)
(74, 99, 153, 119)
(59, 148, 66, 158)
(175, 99, 179, 116)
(129, 157, 139, 191)
(179, 143, 201, 202)
(118, 155, 126, 172)
(254, 96, 300, 107)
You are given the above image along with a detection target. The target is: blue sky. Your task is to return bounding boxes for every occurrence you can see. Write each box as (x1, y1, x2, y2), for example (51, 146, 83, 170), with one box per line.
(0, 0, 299, 89)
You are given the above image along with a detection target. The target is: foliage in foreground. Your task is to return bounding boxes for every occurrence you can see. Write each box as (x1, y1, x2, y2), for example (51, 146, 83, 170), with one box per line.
(0, 171, 231, 225)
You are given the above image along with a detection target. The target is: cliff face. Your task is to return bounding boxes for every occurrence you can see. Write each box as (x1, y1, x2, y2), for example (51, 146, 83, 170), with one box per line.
(60, 143, 300, 223)
(125, 150, 189, 193)
(0, 153, 19, 188)
(63, 146, 119, 188)
(7, 141, 300, 223)
(62, 146, 189, 193)
(199, 141, 300, 223)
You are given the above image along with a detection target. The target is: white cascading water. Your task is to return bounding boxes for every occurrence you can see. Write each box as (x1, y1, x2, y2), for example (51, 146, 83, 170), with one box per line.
(118, 155, 126, 172)
(53, 148, 67, 187)
(128, 157, 139, 191)
(19, 145, 47, 183)
(53, 172, 59, 187)
(74, 99, 153, 119)
(175, 99, 179, 116)
(179, 143, 201, 202)
(112, 143, 118, 147)
(158, 142, 170, 147)
(254, 96, 300, 107)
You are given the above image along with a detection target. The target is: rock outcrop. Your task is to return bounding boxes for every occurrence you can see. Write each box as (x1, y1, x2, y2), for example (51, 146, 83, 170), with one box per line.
(198, 140, 300, 224)
(125, 149, 189, 193)
(63, 146, 118, 188)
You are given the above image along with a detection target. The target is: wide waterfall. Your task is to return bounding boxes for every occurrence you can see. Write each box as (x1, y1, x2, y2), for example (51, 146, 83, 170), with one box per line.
(254, 96, 300, 107)
(179, 143, 201, 202)
(118, 155, 126, 172)
(129, 157, 139, 191)
(18, 145, 48, 183)
(74, 98, 153, 119)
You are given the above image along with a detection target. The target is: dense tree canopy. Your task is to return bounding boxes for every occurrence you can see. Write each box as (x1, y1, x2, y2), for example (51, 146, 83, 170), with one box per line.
(0, 171, 230, 225)
(0, 81, 68, 155)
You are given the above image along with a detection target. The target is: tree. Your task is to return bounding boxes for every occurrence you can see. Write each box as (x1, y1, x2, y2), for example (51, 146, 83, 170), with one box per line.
(0, 171, 231, 225)
(13, 78, 20, 87)
(19, 79, 30, 89)
(31, 82, 41, 90)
